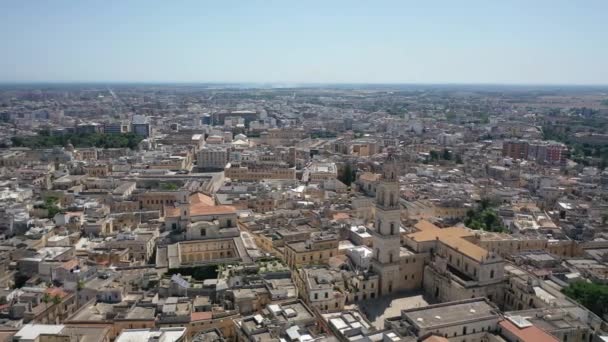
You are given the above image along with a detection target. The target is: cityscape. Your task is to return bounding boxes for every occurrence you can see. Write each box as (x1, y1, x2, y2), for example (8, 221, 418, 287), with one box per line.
(1, 1, 608, 342)
(0, 84, 607, 342)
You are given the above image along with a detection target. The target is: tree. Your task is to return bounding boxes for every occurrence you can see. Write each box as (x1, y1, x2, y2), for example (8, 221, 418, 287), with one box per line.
(429, 150, 439, 161)
(160, 183, 179, 191)
(42, 293, 51, 309)
(339, 163, 357, 186)
(442, 148, 452, 161)
(562, 281, 608, 317)
(464, 201, 505, 232)
(52, 295, 62, 305)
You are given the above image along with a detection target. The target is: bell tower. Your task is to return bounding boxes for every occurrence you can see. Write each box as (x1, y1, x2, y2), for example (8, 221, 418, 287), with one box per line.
(371, 153, 403, 295)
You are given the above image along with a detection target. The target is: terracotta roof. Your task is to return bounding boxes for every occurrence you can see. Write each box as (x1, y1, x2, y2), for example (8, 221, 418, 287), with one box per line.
(440, 235, 488, 262)
(191, 311, 213, 321)
(165, 204, 236, 218)
(408, 220, 485, 261)
(60, 259, 79, 270)
(414, 220, 440, 232)
(407, 226, 473, 243)
(422, 336, 449, 342)
(333, 213, 350, 220)
(359, 172, 380, 182)
(45, 287, 68, 299)
(190, 193, 215, 206)
(499, 319, 559, 342)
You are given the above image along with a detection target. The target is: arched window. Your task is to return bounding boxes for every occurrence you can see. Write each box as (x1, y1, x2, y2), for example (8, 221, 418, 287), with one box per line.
(490, 269, 495, 279)
(390, 222, 395, 235)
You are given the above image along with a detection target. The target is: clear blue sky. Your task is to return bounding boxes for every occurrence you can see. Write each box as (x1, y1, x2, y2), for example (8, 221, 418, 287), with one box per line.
(1, 0, 607, 84)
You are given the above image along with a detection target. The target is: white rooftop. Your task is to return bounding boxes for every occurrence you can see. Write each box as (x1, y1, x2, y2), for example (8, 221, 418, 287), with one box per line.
(15, 324, 65, 341)
(116, 328, 186, 342)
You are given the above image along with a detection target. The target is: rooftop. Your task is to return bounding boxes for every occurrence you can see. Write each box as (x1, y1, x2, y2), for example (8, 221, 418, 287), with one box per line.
(402, 298, 498, 329)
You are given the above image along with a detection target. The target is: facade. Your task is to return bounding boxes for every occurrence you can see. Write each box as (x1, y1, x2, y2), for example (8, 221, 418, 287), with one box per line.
(294, 267, 347, 313)
(284, 233, 339, 268)
(224, 163, 296, 181)
(132, 115, 152, 138)
(502, 140, 529, 160)
(197, 146, 229, 171)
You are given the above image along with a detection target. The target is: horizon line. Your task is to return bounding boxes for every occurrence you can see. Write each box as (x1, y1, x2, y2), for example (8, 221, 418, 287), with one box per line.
(1, 81, 608, 88)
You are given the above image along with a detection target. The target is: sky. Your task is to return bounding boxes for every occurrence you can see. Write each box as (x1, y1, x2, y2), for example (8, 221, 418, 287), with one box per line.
(0, 0, 607, 85)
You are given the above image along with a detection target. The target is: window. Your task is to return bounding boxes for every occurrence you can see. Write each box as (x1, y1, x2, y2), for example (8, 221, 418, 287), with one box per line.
(314, 293, 318, 300)
(490, 269, 495, 279)
(200, 228, 206, 236)
(325, 292, 328, 298)
(390, 222, 395, 235)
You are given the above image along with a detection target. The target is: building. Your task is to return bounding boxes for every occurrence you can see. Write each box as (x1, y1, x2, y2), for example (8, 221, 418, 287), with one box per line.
(224, 163, 295, 182)
(294, 267, 347, 313)
(116, 327, 187, 342)
(303, 162, 338, 183)
(12, 324, 111, 342)
(404, 221, 505, 304)
(386, 298, 501, 341)
(371, 154, 427, 295)
(197, 146, 229, 171)
(284, 232, 339, 268)
(132, 115, 152, 138)
(233, 300, 321, 341)
(503, 140, 529, 160)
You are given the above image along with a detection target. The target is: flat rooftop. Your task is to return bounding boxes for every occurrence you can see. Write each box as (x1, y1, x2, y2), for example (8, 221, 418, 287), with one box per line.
(403, 299, 498, 329)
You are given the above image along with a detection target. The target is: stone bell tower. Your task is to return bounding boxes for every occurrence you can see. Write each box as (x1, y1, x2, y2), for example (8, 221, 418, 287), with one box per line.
(371, 153, 403, 295)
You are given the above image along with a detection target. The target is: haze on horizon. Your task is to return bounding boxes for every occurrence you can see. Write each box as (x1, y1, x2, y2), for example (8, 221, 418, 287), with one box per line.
(1, 0, 607, 85)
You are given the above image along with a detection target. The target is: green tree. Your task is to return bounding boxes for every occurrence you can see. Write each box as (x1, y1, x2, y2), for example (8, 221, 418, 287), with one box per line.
(339, 163, 356, 186)
(442, 148, 452, 160)
(42, 293, 51, 309)
(562, 281, 608, 317)
(464, 201, 505, 232)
